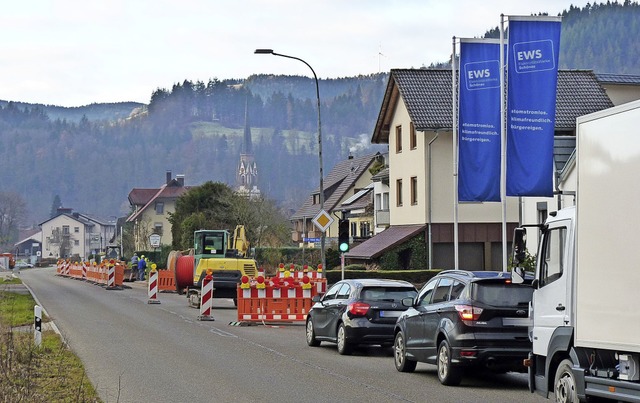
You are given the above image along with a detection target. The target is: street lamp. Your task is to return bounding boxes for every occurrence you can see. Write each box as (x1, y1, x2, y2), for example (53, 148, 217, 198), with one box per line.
(254, 49, 325, 271)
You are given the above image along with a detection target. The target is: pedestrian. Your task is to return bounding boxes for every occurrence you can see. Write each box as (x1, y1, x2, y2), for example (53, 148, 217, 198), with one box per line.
(131, 252, 139, 268)
(138, 255, 147, 281)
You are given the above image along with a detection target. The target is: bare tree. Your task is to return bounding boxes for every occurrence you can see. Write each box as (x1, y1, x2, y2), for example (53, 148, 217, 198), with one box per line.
(47, 227, 74, 259)
(0, 192, 27, 249)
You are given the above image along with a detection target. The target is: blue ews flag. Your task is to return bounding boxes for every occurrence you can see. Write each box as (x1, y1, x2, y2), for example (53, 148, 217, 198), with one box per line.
(458, 39, 502, 202)
(506, 17, 561, 197)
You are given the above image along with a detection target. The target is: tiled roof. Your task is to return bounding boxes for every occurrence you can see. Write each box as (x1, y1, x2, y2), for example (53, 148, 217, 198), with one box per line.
(554, 136, 576, 173)
(126, 182, 191, 222)
(129, 189, 160, 206)
(345, 224, 426, 259)
(372, 69, 613, 143)
(291, 153, 380, 220)
(555, 70, 614, 129)
(595, 73, 640, 85)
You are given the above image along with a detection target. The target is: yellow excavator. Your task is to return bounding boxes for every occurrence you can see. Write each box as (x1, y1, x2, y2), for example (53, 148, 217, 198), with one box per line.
(174, 225, 258, 307)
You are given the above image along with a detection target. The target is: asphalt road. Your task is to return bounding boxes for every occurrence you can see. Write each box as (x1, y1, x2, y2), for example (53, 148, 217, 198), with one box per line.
(18, 267, 547, 403)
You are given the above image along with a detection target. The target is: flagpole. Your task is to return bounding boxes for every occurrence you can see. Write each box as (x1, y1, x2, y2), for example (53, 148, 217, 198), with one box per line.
(500, 14, 508, 272)
(452, 36, 459, 271)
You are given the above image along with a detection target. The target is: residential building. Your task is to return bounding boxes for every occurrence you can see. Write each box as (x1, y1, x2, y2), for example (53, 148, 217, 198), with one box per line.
(520, 73, 640, 253)
(346, 69, 614, 271)
(126, 171, 190, 250)
(40, 208, 116, 260)
(290, 153, 381, 247)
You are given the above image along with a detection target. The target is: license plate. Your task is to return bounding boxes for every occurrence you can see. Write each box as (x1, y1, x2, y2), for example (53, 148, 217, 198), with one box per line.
(502, 317, 532, 326)
(380, 310, 401, 318)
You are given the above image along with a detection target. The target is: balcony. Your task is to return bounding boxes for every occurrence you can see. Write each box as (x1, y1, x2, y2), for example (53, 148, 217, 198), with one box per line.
(375, 210, 390, 227)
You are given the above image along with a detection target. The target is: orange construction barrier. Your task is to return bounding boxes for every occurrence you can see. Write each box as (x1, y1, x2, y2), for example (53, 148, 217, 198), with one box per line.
(56, 259, 124, 289)
(157, 270, 177, 292)
(235, 268, 326, 324)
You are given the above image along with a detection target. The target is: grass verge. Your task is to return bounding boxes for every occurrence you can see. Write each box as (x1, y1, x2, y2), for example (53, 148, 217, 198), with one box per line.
(0, 278, 101, 402)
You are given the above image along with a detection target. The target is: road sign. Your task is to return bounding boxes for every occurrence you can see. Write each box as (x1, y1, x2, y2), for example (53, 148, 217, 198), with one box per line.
(149, 234, 161, 248)
(312, 210, 334, 233)
(303, 237, 321, 242)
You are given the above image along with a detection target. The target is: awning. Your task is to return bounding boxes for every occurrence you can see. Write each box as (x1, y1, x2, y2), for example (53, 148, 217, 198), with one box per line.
(345, 224, 426, 260)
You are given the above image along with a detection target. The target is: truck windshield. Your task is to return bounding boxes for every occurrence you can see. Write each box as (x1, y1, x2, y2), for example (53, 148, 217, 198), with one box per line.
(471, 283, 533, 307)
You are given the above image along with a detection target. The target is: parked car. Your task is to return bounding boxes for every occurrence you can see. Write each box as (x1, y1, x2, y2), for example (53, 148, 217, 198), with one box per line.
(14, 261, 34, 269)
(393, 270, 533, 385)
(306, 279, 417, 355)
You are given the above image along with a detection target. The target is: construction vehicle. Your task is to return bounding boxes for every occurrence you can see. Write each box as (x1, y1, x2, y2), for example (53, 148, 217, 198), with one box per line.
(174, 225, 258, 307)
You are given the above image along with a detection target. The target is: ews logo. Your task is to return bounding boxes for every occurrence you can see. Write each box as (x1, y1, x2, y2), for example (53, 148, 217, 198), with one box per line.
(513, 39, 555, 73)
(463, 60, 499, 91)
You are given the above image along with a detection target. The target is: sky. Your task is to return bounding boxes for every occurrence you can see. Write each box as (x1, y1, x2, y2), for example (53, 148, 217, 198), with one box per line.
(1, 0, 589, 107)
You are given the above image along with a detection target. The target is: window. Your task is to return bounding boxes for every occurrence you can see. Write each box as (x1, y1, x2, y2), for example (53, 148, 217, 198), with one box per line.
(74, 240, 80, 246)
(154, 223, 163, 236)
(155, 202, 164, 214)
(382, 192, 389, 210)
(313, 194, 320, 205)
(450, 280, 465, 301)
(323, 283, 342, 301)
(410, 176, 418, 205)
(62, 225, 69, 235)
(432, 278, 453, 303)
(396, 179, 403, 206)
(375, 194, 382, 211)
(418, 279, 437, 307)
(410, 122, 417, 149)
(74, 226, 80, 233)
(540, 227, 567, 286)
(336, 283, 351, 299)
(359, 221, 371, 237)
(395, 125, 403, 153)
(350, 221, 356, 238)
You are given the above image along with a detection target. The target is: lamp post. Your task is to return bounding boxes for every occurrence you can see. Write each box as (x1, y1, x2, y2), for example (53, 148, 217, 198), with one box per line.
(254, 49, 325, 271)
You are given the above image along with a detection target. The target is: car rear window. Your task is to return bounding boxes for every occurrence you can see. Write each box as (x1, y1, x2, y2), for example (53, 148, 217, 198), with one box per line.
(360, 287, 416, 301)
(470, 283, 533, 307)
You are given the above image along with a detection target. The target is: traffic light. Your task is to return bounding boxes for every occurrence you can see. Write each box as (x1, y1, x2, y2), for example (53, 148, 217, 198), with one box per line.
(338, 219, 350, 253)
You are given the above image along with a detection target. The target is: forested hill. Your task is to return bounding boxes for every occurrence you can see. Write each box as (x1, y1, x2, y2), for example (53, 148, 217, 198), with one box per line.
(0, 1, 637, 232)
(480, 1, 640, 74)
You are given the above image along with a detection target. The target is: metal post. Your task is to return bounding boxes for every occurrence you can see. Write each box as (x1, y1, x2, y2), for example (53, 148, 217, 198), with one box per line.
(254, 49, 325, 272)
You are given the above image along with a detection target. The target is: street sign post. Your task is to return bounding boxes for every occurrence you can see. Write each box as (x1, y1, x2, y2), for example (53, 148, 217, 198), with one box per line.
(312, 210, 334, 233)
(149, 234, 161, 248)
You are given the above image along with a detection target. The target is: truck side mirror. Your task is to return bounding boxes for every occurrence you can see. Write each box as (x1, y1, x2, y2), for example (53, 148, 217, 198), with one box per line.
(512, 227, 527, 266)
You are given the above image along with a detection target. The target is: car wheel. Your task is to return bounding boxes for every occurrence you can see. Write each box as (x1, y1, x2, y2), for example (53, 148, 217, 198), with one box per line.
(554, 359, 578, 403)
(306, 318, 320, 347)
(437, 340, 462, 386)
(336, 323, 352, 355)
(394, 331, 417, 372)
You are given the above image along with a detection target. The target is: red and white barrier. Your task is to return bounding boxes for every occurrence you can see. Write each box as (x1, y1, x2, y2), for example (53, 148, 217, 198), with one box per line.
(147, 269, 160, 304)
(106, 263, 116, 289)
(198, 272, 215, 321)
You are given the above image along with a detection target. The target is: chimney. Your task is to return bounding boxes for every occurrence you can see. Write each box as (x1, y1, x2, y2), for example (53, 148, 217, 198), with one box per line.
(166, 170, 172, 184)
(176, 174, 185, 186)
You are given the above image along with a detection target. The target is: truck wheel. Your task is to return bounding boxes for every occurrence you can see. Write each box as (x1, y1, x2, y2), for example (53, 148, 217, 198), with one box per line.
(554, 359, 578, 403)
(437, 340, 462, 386)
(394, 331, 417, 372)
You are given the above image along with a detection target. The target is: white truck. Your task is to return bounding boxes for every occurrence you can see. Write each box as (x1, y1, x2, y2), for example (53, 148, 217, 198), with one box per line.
(512, 100, 640, 402)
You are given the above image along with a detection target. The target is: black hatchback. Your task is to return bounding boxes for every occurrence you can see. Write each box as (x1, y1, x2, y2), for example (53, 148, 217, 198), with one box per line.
(393, 270, 533, 385)
(305, 279, 417, 355)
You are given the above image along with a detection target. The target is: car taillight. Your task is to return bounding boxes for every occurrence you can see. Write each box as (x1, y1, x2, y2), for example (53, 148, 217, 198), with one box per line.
(348, 302, 370, 317)
(455, 304, 483, 321)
